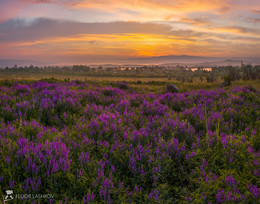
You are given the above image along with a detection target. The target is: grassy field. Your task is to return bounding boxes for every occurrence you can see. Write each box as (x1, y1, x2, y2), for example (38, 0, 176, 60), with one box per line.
(0, 73, 260, 92)
(0, 79, 259, 203)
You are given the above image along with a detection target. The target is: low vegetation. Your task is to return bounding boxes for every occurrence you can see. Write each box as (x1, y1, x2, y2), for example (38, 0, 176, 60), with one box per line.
(0, 79, 259, 203)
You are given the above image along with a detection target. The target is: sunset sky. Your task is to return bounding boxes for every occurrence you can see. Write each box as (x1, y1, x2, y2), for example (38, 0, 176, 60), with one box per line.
(0, 0, 260, 64)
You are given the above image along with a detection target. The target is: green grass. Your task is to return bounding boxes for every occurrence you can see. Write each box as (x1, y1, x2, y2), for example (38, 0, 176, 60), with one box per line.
(0, 73, 259, 92)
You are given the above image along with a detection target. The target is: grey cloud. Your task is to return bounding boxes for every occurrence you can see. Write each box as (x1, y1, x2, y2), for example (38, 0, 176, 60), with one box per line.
(0, 18, 210, 42)
(1, 18, 259, 46)
(0, 18, 176, 42)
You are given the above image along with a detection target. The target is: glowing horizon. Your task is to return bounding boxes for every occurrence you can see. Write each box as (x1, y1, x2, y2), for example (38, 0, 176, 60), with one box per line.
(0, 0, 260, 64)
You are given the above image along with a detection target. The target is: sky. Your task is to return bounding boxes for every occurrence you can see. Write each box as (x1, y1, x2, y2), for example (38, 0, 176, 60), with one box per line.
(0, 0, 260, 64)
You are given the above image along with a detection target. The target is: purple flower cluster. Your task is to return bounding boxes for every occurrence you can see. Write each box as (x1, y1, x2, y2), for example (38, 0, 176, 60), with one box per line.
(0, 81, 259, 203)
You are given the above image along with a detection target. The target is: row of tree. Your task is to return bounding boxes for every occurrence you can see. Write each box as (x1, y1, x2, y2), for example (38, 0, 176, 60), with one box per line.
(227, 65, 260, 81)
(1, 64, 260, 81)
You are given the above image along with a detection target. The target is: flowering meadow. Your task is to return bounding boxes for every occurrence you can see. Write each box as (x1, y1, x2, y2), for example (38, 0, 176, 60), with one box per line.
(0, 80, 259, 203)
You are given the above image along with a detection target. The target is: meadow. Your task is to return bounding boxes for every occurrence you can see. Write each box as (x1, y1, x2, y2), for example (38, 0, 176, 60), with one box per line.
(0, 79, 259, 203)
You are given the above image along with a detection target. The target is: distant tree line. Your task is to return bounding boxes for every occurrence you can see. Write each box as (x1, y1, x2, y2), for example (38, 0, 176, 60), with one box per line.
(221, 65, 260, 81)
(0, 64, 259, 82)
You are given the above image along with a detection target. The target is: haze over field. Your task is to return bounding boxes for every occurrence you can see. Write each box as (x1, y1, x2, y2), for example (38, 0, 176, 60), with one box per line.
(0, 0, 260, 65)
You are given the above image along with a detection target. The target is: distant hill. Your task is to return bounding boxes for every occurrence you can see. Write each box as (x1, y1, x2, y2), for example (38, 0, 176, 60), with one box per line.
(128, 55, 221, 64)
(0, 56, 260, 67)
(162, 60, 249, 67)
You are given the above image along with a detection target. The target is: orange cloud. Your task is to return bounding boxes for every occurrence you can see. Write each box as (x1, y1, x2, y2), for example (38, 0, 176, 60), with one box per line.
(176, 17, 212, 26)
(211, 26, 260, 36)
(70, 0, 231, 22)
(74, 0, 228, 11)
(12, 33, 196, 56)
